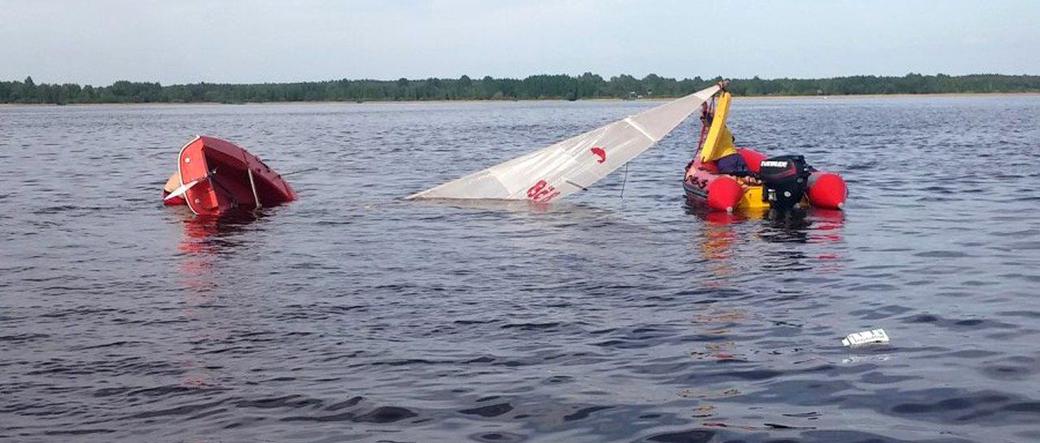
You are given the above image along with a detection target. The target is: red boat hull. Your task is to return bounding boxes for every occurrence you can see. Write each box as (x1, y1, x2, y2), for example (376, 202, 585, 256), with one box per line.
(175, 136, 296, 216)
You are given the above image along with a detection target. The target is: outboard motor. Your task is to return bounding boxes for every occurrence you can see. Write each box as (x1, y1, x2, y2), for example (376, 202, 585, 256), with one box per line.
(758, 155, 812, 211)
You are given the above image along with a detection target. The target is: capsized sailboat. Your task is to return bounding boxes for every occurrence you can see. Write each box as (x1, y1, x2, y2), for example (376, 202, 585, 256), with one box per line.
(162, 136, 296, 216)
(407, 84, 723, 202)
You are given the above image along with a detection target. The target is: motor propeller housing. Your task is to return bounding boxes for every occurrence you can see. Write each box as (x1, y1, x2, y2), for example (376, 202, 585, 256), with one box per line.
(758, 155, 812, 211)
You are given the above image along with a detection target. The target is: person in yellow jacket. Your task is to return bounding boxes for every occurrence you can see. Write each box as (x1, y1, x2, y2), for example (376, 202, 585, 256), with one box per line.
(698, 90, 751, 176)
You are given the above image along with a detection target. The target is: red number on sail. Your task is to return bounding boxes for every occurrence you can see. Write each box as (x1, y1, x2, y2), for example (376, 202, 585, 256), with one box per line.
(527, 180, 559, 203)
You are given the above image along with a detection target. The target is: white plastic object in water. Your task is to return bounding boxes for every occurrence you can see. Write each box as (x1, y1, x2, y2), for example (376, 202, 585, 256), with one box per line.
(842, 328, 890, 347)
(407, 84, 722, 201)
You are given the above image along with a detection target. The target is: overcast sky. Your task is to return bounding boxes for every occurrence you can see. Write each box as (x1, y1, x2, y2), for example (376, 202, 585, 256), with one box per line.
(1, 0, 1037, 85)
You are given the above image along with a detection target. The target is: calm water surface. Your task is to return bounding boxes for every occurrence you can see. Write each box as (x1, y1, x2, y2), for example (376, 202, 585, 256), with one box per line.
(1, 96, 1039, 442)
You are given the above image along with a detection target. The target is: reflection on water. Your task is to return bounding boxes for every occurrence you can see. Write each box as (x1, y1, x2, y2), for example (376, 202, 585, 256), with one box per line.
(178, 212, 257, 254)
(177, 212, 264, 399)
(177, 212, 258, 295)
(689, 204, 847, 280)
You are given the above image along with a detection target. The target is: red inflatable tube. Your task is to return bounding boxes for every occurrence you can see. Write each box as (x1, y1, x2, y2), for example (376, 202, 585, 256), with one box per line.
(685, 164, 743, 212)
(737, 148, 766, 174)
(706, 176, 742, 212)
(807, 171, 847, 210)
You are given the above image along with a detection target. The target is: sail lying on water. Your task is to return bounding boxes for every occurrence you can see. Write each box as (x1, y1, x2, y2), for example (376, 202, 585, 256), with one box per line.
(407, 84, 722, 202)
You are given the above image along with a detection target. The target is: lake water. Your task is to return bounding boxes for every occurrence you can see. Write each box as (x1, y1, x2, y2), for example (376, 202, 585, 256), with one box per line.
(1, 95, 1039, 442)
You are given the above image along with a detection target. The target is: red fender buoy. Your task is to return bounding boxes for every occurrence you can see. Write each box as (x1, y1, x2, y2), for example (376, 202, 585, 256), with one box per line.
(808, 171, 847, 210)
(706, 176, 743, 212)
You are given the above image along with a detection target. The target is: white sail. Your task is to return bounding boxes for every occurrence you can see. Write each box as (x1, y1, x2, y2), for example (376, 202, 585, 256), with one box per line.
(407, 84, 721, 202)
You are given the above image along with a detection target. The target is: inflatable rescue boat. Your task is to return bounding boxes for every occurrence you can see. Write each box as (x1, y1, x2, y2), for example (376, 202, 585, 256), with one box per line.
(683, 89, 847, 213)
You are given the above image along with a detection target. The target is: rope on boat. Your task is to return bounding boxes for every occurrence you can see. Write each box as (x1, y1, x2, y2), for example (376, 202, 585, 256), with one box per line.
(620, 163, 629, 199)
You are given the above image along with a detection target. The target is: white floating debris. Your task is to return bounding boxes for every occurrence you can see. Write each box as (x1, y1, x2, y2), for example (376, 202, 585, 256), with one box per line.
(842, 328, 890, 347)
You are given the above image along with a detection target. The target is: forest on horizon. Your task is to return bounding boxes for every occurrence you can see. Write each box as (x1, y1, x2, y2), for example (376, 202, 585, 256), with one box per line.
(2, 73, 1038, 104)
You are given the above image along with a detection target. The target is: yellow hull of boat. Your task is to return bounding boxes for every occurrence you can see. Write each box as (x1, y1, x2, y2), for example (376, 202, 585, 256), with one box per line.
(735, 186, 769, 211)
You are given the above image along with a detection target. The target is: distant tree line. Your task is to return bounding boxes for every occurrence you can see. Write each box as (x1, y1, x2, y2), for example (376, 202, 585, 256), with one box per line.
(1, 73, 1038, 104)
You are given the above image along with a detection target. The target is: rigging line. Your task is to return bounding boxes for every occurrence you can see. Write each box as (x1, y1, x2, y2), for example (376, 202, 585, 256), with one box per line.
(207, 168, 243, 207)
(620, 163, 629, 199)
(281, 167, 319, 177)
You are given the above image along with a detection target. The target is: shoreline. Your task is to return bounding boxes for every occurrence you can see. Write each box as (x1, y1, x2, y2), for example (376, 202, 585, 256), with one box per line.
(737, 92, 1040, 99)
(1, 91, 1037, 107)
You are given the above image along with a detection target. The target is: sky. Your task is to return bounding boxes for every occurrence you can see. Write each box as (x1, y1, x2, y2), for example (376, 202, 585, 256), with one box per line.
(1, 0, 1037, 85)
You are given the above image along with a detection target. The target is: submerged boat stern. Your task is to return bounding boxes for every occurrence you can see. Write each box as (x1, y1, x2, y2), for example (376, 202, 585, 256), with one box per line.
(178, 137, 230, 216)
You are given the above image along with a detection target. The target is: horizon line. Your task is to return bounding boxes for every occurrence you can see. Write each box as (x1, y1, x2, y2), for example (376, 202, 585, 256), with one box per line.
(5, 72, 1039, 87)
